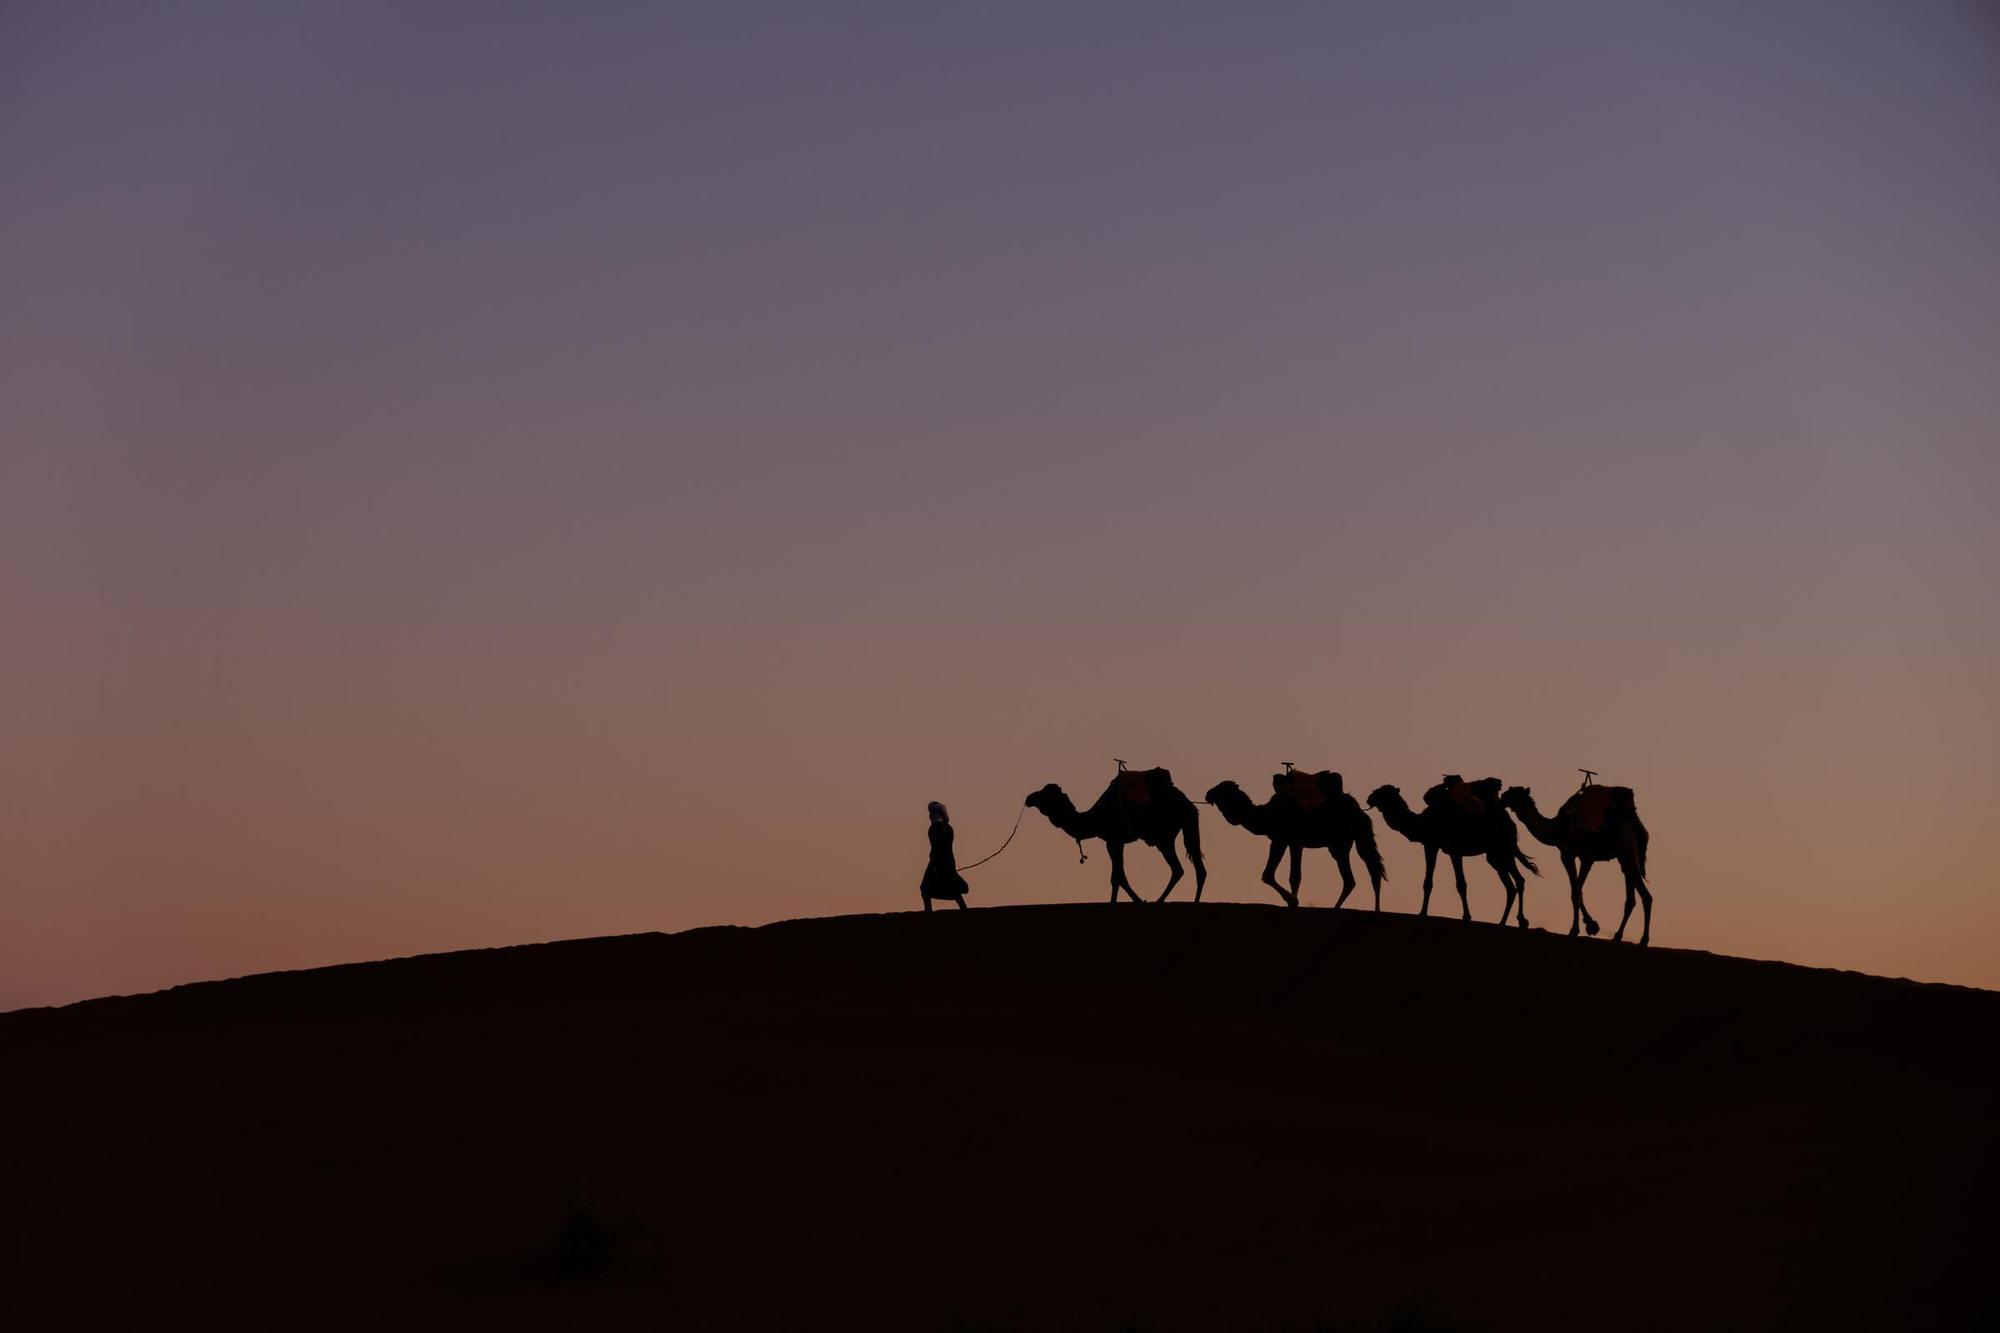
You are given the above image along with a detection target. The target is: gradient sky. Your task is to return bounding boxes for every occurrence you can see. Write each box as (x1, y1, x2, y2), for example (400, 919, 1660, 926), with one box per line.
(5, 1, 1998, 1010)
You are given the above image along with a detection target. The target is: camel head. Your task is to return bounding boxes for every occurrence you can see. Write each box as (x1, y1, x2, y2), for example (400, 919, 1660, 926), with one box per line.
(1500, 785, 1534, 813)
(1365, 784, 1402, 811)
(1203, 780, 1252, 821)
(1024, 783, 1072, 817)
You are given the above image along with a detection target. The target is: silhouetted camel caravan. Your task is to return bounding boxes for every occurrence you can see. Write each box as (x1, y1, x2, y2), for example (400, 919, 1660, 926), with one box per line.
(979, 764, 1653, 943)
(1025, 767, 1208, 903)
(1205, 769, 1386, 909)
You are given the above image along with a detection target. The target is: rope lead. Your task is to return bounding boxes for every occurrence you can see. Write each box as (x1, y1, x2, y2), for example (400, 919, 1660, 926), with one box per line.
(957, 802, 1029, 873)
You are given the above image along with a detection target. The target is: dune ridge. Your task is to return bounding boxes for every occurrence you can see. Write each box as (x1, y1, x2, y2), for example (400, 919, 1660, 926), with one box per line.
(3, 904, 1993, 1330)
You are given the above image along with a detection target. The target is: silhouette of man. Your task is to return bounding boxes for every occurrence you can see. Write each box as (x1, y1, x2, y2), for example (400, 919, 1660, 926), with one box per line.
(919, 801, 970, 911)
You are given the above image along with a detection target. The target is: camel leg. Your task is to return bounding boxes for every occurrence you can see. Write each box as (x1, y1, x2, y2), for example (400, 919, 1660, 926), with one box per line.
(1259, 842, 1288, 900)
(1621, 847, 1652, 946)
(1285, 844, 1303, 907)
(953, 894, 967, 910)
(1107, 841, 1137, 904)
(1330, 845, 1357, 910)
(1420, 845, 1438, 916)
(923, 894, 934, 913)
(1155, 840, 1185, 903)
(1449, 854, 1471, 921)
(1573, 858, 1600, 936)
(1490, 854, 1515, 925)
(1613, 877, 1637, 941)
(1498, 855, 1529, 928)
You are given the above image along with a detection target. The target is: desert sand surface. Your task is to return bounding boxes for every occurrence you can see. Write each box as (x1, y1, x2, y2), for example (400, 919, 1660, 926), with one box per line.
(3, 903, 1994, 1330)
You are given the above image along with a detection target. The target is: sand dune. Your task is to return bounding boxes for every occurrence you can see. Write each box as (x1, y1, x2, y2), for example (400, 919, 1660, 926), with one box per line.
(2, 904, 1993, 1330)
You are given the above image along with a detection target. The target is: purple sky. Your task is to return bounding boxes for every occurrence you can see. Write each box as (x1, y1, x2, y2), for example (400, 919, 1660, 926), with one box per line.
(4, 1, 1998, 1009)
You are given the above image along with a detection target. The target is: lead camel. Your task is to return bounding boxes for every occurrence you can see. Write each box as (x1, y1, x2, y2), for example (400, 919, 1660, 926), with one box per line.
(1026, 767, 1207, 904)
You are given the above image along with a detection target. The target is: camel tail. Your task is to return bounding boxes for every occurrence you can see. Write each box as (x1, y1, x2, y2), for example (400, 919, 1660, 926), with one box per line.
(1515, 848, 1540, 877)
(1354, 811, 1387, 886)
(1179, 796, 1207, 884)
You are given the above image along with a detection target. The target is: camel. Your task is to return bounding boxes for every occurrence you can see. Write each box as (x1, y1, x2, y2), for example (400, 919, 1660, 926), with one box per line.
(1026, 767, 1207, 903)
(1500, 784, 1652, 945)
(1364, 782, 1538, 926)
(1203, 770, 1386, 909)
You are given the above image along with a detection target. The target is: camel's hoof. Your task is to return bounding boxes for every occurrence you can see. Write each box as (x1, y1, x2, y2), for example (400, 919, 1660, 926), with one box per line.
(1586, 921, 1601, 938)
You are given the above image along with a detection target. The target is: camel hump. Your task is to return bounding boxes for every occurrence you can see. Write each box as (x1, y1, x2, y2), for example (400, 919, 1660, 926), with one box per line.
(1562, 784, 1635, 835)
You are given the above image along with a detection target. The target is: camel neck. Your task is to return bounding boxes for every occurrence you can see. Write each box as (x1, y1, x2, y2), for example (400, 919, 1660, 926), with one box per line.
(1374, 798, 1428, 843)
(1216, 795, 1270, 835)
(1039, 798, 1093, 840)
(1510, 799, 1559, 846)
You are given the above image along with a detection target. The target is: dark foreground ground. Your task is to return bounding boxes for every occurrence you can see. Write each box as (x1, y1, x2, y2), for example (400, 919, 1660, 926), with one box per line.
(2, 905, 1996, 1331)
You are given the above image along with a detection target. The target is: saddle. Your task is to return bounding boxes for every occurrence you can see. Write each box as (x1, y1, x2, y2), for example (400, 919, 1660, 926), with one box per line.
(1561, 784, 1634, 836)
(1110, 767, 1174, 811)
(1273, 769, 1342, 810)
(1424, 776, 1502, 820)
